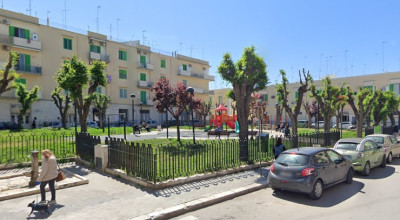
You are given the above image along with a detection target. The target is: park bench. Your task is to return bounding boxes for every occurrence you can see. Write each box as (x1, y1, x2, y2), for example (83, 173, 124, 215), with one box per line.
(207, 130, 232, 139)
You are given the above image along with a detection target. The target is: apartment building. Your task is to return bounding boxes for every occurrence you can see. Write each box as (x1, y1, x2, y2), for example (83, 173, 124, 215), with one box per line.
(209, 88, 234, 115)
(0, 9, 214, 127)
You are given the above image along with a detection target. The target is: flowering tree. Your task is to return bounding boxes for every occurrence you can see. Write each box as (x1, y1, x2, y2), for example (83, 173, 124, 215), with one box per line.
(195, 99, 212, 126)
(249, 93, 266, 133)
(303, 100, 319, 128)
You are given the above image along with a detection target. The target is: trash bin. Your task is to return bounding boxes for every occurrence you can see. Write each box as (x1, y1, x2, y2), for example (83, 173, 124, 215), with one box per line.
(259, 133, 269, 152)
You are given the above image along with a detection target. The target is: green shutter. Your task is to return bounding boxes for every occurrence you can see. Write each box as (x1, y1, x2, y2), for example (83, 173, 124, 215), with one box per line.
(390, 84, 394, 92)
(295, 91, 299, 99)
(63, 38, 67, 49)
(183, 80, 187, 86)
(9, 26, 15, 36)
(140, 55, 146, 65)
(161, 59, 166, 68)
(160, 76, 166, 80)
(140, 73, 146, 81)
(25, 54, 31, 72)
(119, 51, 127, 60)
(90, 44, 94, 52)
(24, 29, 30, 39)
(183, 64, 187, 71)
(140, 91, 147, 104)
(15, 78, 26, 85)
(97, 45, 101, 53)
(119, 69, 127, 79)
(68, 39, 72, 50)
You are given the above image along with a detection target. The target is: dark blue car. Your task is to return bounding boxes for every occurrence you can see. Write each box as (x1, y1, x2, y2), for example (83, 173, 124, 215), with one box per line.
(268, 147, 353, 200)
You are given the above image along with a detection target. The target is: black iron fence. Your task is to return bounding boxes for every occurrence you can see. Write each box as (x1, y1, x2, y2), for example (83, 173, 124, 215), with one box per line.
(76, 133, 101, 162)
(0, 132, 76, 164)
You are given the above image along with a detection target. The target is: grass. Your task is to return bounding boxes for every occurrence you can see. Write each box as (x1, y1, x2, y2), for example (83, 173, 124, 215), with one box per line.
(297, 128, 359, 138)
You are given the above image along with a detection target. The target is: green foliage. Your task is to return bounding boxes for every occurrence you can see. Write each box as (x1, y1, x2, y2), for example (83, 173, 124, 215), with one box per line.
(93, 92, 111, 110)
(16, 84, 39, 127)
(0, 51, 19, 96)
(226, 89, 235, 101)
(371, 90, 399, 125)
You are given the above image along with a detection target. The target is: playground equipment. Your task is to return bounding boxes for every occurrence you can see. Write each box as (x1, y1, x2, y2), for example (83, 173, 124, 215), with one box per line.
(208, 104, 239, 132)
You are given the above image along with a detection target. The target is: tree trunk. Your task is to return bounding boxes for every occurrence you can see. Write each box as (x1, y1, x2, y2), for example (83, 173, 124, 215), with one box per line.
(336, 109, 340, 130)
(176, 117, 181, 142)
(80, 114, 88, 133)
(236, 96, 249, 162)
(99, 112, 104, 129)
(356, 115, 363, 138)
(17, 115, 23, 129)
(61, 112, 67, 129)
(324, 118, 331, 133)
(291, 115, 298, 136)
(390, 115, 395, 126)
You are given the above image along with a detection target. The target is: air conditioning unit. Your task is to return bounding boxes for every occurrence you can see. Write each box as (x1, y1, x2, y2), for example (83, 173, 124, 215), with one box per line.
(2, 45, 10, 51)
(89, 39, 93, 44)
(137, 50, 141, 54)
(100, 42, 106, 47)
(2, 19, 9, 24)
(189, 64, 192, 67)
(32, 32, 38, 41)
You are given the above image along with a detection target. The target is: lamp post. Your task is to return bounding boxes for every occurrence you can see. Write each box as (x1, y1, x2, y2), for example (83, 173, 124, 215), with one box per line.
(139, 102, 143, 123)
(340, 105, 344, 139)
(186, 87, 195, 145)
(130, 93, 135, 134)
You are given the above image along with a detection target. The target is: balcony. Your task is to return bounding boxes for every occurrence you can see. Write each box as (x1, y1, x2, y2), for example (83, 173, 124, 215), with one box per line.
(190, 72, 215, 81)
(137, 62, 154, 70)
(193, 87, 204, 94)
(10, 104, 21, 114)
(178, 69, 191, 76)
(140, 99, 154, 106)
(13, 36, 41, 51)
(15, 65, 42, 75)
(89, 52, 110, 63)
(137, 81, 154, 89)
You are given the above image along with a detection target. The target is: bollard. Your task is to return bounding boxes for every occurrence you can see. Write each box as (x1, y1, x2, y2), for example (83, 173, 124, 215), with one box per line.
(29, 150, 39, 187)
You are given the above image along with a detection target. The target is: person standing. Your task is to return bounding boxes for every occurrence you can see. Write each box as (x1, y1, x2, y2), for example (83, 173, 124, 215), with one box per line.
(37, 150, 58, 205)
(393, 125, 399, 140)
(273, 137, 286, 159)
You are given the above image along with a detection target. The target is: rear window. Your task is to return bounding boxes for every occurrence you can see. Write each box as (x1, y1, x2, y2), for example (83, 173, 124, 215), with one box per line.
(336, 142, 358, 150)
(276, 153, 310, 166)
(366, 136, 384, 144)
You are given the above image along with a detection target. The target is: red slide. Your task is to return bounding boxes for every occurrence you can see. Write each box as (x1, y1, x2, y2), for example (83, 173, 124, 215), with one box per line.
(226, 121, 236, 129)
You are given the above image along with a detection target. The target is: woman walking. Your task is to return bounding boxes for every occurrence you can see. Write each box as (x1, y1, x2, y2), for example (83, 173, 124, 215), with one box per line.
(273, 137, 286, 159)
(37, 149, 58, 205)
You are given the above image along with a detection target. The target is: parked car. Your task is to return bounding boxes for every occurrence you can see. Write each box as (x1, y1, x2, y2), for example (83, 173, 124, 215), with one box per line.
(87, 121, 99, 128)
(297, 120, 308, 128)
(311, 121, 324, 128)
(46, 121, 62, 128)
(145, 120, 158, 128)
(333, 122, 352, 129)
(365, 134, 400, 163)
(333, 138, 386, 176)
(268, 147, 353, 200)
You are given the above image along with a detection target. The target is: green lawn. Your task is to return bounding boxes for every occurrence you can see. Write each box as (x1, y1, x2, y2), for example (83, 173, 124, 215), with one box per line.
(297, 128, 359, 138)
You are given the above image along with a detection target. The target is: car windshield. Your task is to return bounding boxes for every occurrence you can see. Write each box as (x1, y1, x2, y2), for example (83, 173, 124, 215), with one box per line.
(366, 136, 384, 144)
(276, 153, 310, 166)
(336, 142, 358, 150)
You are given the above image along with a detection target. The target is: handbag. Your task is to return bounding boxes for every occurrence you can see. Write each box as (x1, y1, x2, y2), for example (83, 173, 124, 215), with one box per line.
(55, 164, 66, 182)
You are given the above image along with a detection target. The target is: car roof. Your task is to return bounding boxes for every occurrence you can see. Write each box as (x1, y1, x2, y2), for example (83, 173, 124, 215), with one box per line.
(283, 147, 329, 155)
(337, 138, 363, 144)
(366, 134, 391, 138)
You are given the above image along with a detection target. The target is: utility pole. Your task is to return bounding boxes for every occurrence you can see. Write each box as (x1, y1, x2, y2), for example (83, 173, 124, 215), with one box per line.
(96, 5, 101, 33)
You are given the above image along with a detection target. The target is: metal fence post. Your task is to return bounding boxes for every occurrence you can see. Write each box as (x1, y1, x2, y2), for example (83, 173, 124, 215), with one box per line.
(108, 117, 110, 138)
(153, 153, 157, 184)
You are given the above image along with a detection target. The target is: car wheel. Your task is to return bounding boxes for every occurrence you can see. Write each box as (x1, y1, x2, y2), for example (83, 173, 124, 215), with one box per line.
(271, 186, 281, 192)
(380, 155, 386, 168)
(345, 168, 353, 184)
(309, 180, 323, 200)
(362, 162, 370, 176)
(387, 153, 393, 164)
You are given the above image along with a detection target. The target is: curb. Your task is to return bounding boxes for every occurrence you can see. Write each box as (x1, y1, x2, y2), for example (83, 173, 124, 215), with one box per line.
(130, 182, 268, 220)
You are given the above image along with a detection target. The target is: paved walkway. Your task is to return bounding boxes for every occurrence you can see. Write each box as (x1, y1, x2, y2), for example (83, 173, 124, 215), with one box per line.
(0, 162, 268, 220)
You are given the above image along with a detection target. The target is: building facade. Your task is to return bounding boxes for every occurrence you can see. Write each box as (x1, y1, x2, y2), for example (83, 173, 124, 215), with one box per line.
(0, 9, 214, 127)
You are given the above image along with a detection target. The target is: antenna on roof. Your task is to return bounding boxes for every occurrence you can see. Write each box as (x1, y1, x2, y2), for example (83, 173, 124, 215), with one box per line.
(142, 30, 147, 45)
(62, 0, 69, 30)
(96, 5, 101, 33)
(189, 45, 194, 57)
(46, 11, 50, 26)
(27, 0, 32, 15)
(1, 0, 3, 8)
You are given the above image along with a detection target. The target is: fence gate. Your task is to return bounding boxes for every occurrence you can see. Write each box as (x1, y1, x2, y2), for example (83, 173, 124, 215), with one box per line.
(76, 133, 101, 161)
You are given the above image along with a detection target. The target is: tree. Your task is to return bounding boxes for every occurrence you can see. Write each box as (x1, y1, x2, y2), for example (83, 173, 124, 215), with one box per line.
(16, 84, 39, 128)
(195, 99, 212, 126)
(0, 52, 19, 96)
(303, 100, 318, 128)
(55, 55, 107, 132)
(276, 69, 312, 136)
(335, 93, 348, 129)
(371, 91, 399, 126)
(218, 46, 268, 161)
(226, 89, 237, 115)
(310, 77, 344, 132)
(51, 86, 71, 129)
(93, 93, 111, 130)
(346, 87, 379, 137)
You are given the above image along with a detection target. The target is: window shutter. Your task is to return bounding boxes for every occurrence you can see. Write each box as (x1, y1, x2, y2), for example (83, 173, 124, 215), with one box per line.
(140, 91, 147, 104)
(183, 64, 187, 71)
(25, 29, 30, 40)
(161, 59, 166, 68)
(90, 44, 94, 52)
(98, 45, 101, 53)
(390, 84, 394, 92)
(140, 73, 146, 81)
(140, 55, 146, 65)
(9, 26, 14, 36)
(25, 54, 31, 71)
(295, 92, 299, 99)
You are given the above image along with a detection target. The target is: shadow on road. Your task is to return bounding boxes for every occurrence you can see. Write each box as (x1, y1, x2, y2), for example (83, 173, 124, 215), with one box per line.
(355, 166, 396, 180)
(26, 204, 65, 219)
(272, 180, 364, 207)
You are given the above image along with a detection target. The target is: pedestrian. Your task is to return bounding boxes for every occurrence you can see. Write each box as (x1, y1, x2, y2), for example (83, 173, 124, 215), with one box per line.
(393, 125, 399, 140)
(284, 123, 290, 137)
(37, 149, 58, 205)
(273, 137, 286, 159)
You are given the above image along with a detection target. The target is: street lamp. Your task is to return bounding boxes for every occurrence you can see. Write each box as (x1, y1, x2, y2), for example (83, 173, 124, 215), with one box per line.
(186, 87, 195, 145)
(130, 93, 135, 134)
(139, 102, 143, 123)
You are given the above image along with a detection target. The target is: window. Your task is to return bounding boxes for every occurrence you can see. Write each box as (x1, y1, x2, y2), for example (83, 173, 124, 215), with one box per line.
(389, 83, 400, 96)
(161, 59, 166, 68)
(326, 150, 341, 163)
(295, 91, 299, 100)
(313, 152, 330, 164)
(25, 115, 29, 124)
(15, 78, 26, 85)
(183, 79, 187, 86)
(119, 50, 127, 60)
(140, 73, 146, 81)
(140, 55, 146, 65)
(160, 75, 166, 80)
(96, 87, 102, 94)
(218, 95, 222, 104)
(140, 91, 147, 104)
(9, 26, 29, 39)
(17, 54, 31, 72)
(119, 69, 127, 79)
(90, 44, 101, 53)
(119, 88, 127, 99)
(364, 141, 377, 150)
(276, 153, 310, 166)
(183, 64, 187, 71)
(63, 38, 72, 50)
(363, 85, 374, 91)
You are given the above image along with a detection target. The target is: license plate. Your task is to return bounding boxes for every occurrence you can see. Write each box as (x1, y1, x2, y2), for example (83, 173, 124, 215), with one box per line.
(280, 171, 292, 178)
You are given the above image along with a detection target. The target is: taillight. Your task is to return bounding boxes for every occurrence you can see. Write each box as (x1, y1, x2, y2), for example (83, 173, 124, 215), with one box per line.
(270, 164, 274, 173)
(301, 168, 314, 177)
(357, 152, 364, 158)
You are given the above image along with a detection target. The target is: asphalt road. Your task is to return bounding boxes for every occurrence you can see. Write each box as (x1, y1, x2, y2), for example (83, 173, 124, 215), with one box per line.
(175, 157, 400, 220)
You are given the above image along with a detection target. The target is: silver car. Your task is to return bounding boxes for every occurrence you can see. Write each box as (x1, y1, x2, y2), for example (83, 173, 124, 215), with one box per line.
(365, 134, 400, 163)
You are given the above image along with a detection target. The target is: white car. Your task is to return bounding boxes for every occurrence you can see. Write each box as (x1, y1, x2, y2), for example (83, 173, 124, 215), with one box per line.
(333, 122, 352, 129)
(311, 121, 324, 128)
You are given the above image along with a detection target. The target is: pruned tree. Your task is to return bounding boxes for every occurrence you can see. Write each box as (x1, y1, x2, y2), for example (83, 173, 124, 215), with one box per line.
(371, 90, 399, 126)
(218, 46, 268, 161)
(302, 100, 318, 129)
(195, 99, 212, 126)
(276, 69, 312, 136)
(93, 93, 111, 129)
(335, 93, 348, 129)
(346, 87, 379, 137)
(226, 89, 237, 115)
(0, 52, 19, 96)
(51, 86, 71, 129)
(310, 77, 344, 132)
(16, 84, 39, 128)
(55, 55, 107, 132)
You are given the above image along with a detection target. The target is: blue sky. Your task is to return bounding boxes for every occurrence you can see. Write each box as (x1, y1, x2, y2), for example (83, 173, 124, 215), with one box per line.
(4, 0, 400, 89)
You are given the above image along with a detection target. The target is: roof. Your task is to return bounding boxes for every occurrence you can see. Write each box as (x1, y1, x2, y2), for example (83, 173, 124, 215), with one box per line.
(215, 104, 228, 111)
(337, 138, 363, 144)
(284, 147, 328, 155)
(366, 134, 391, 137)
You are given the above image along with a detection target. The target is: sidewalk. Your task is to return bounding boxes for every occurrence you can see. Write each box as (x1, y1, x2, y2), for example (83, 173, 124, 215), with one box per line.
(0, 162, 269, 220)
